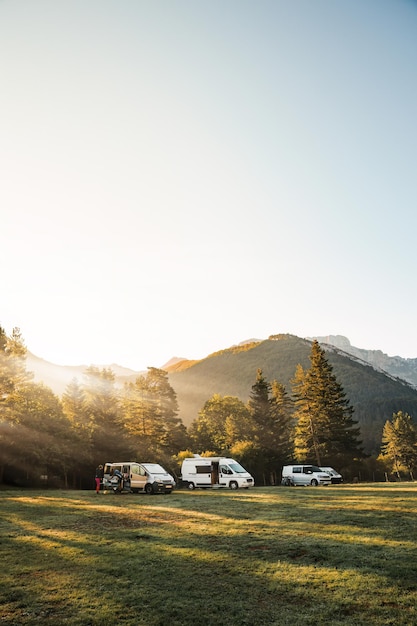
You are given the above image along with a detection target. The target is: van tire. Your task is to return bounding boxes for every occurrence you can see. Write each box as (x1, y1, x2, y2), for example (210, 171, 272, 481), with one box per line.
(187, 482, 195, 490)
(229, 481, 238, 490)
(311, 479, 318, 487)
(145, 484, 154, 495)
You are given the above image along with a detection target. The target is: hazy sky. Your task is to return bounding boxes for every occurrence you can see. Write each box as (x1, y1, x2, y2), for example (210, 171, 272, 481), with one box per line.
(1, 0, 417, 370)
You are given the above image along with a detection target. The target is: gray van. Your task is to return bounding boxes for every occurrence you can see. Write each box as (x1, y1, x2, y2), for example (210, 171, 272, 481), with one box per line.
(281, 464, 331, 486)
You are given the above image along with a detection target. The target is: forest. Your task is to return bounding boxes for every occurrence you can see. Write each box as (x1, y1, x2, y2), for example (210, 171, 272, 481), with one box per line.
(1, 326, 416, 488)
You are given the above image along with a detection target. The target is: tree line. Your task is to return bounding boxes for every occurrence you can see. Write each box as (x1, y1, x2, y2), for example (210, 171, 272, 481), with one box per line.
(0, 326, 414, 487)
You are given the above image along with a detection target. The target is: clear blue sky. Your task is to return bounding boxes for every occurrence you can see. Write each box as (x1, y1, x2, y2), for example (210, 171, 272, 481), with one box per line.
(1, 0, 416, 370)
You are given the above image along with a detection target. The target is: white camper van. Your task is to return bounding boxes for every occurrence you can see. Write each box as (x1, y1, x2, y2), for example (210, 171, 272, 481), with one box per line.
(103, 462, 175, 494)
(181, 456, 254, 490)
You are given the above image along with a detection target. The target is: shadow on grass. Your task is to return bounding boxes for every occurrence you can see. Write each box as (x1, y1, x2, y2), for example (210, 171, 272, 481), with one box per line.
(1, 487, 417, 625)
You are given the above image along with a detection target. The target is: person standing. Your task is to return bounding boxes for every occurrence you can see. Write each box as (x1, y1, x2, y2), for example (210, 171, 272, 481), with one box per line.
(95, 465, 104, 494)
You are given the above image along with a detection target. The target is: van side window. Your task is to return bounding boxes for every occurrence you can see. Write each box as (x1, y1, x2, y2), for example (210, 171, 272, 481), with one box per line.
(139, 466, 146, 476)
(220, 465, 231, 474)
(293, 467, 301, 473)
(196, 466, 211, 474)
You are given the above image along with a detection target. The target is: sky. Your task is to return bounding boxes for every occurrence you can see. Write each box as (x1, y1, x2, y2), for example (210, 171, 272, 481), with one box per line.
(1, 0, 417, 371)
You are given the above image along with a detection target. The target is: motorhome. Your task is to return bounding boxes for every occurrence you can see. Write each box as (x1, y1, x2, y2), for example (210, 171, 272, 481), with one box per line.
(103, 462, 175, 494)
(181, 455, 254, 490)
(281, 464, 331, 486)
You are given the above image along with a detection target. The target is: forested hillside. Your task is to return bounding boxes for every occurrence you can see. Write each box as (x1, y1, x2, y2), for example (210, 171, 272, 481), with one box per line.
(167, 334, 417, 454)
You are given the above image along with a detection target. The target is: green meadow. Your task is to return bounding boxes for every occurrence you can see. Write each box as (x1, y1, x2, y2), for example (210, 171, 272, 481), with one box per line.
(1, 484, 416, 626)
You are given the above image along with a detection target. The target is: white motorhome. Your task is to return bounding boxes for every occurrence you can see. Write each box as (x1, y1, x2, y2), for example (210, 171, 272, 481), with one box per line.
(181, 456, 254, 490)
(103, 462, 175, 494)
(281, 464, 331, 487)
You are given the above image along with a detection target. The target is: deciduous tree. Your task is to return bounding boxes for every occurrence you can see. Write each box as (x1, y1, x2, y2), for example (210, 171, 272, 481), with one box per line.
(188, 394, 253, 453)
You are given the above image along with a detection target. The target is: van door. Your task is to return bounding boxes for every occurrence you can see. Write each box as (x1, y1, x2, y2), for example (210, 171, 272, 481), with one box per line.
(219, 463, 231, 486)
(211, 461, 220, 486)
(130, 463, 147, 492)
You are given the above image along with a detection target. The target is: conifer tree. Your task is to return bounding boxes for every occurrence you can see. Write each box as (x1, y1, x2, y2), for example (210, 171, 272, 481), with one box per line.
(122, 367, 187, 458)
(269, 380, 294, 463)
(62, 378, 93, 483)
(379, 411, 417, 479)
(83, 366, 128, 462)
(248, 369, 271, 444)
(247, 369, 294, 484)
(292, 340, 362, 467)
(0, 327, 34, 482)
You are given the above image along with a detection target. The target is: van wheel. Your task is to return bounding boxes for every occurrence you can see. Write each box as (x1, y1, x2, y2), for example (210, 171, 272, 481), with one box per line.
(229, 481, 238, 490)
(311, 479, 318, 487)
(187, 482, 195, 490)
(145, 484, 154, 495)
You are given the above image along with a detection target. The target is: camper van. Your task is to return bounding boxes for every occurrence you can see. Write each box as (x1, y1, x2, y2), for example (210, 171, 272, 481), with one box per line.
(103, 462, 175, 494)
(281, 464, 331, 486)
(181, 456, 254, 490)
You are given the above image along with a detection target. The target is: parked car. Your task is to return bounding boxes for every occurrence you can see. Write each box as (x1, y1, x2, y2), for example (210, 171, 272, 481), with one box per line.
(281, 464, 331, 486)
(320, 467, 343, 484)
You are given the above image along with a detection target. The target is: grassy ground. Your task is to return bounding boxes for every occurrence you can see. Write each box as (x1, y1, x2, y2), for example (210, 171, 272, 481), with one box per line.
(1, 483, 417, 625)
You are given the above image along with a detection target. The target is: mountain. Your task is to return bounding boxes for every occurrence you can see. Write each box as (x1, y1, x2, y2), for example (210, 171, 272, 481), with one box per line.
(24, 334, 417, 455)
(26, 352, 142, 395)
(166, 334, 417, 455)
(310, 335, 417, 387)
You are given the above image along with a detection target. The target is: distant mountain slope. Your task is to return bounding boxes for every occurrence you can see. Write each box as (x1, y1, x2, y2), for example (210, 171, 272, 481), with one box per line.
(167, 334, 417, 454)
(311, 335, 417, 387)
(25, 334, 417, 455)
(26, 352, 141, 395)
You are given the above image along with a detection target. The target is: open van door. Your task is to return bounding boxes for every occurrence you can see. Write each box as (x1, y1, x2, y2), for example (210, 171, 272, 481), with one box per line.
(211, 461, 220, 486)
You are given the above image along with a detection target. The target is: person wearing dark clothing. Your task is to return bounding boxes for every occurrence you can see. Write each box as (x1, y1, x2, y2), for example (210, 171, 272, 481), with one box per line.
(95, 465, 104, 494)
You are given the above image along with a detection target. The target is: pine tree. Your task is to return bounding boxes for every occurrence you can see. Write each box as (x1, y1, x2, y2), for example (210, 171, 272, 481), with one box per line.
(248, 369, 271, 446)
(247, 369, 294, 484)
(122, 367, 187, 459)
(83, 366, 128, 462)
(0, 327, 35, 482)
(269, 380, 294, 464)
(379, 411, 417, 479)
(62, 378, 93, 484)
(292, 341, 362, 467)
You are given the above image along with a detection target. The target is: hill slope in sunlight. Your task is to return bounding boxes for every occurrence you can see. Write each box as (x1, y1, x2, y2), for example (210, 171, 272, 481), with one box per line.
(166, 334, 417, 454)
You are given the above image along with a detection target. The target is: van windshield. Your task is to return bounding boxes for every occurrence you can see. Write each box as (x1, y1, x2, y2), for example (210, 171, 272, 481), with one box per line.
(141, 464, 167, 474)
(228, 462, 246, 473)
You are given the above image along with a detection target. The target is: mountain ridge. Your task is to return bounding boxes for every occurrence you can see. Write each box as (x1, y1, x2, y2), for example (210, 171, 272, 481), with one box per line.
(166, 335, 417, 454)
(310, 335, 417, 388)
(24, 334, 417, 454)
(26, 334, 417, 394)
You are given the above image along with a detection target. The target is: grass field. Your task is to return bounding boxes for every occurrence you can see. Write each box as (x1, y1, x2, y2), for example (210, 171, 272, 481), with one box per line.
(1, 483, 417, 626)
